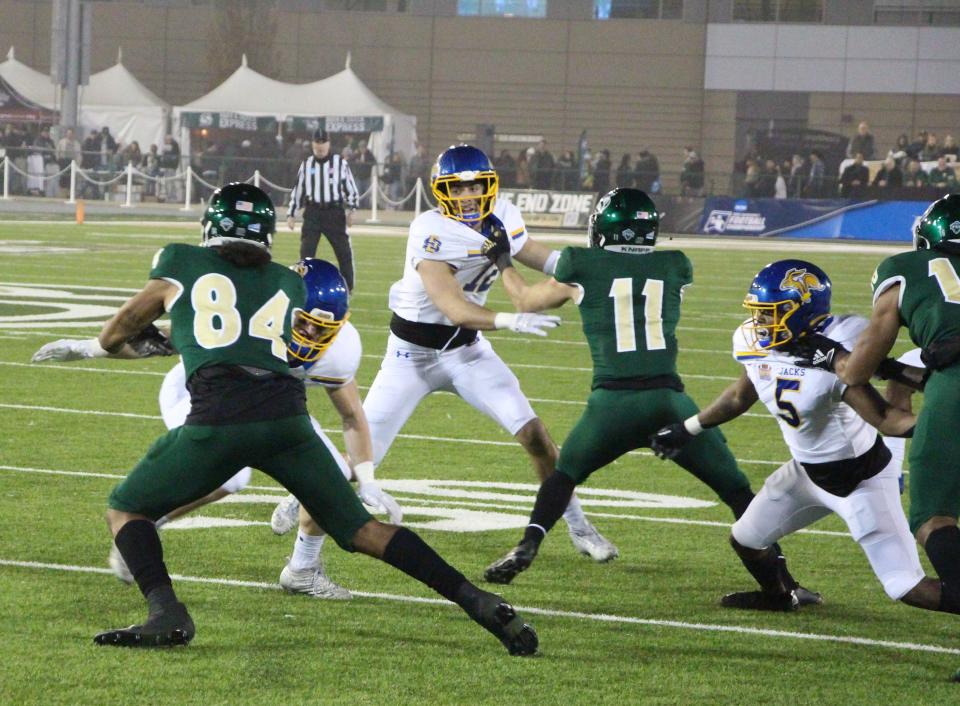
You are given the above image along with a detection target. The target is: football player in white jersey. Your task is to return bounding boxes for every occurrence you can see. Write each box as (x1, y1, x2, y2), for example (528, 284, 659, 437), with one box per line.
(32, 259, 401, 599)
(361, 144, 619, 562)
(650, 260, 952, 615)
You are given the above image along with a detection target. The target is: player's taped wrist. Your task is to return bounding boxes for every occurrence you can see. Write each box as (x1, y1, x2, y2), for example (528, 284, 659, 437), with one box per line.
(542, 250, 561, 276)
(353, 461, 376, 485)
(683, 415, 705, 436)
(82, 338, 110, 358)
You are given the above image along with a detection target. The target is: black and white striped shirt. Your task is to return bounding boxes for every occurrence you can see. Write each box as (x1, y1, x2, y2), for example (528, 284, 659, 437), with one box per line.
(288, 154, 359, 217)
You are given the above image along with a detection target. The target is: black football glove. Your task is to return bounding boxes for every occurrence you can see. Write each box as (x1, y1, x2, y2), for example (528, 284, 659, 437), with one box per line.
(649, 423, 695, 461)
(126, 324, 177, 358)
(874, 357, 929, 392)
(480, 214, 512, 271)
(785, 333, 848, 372)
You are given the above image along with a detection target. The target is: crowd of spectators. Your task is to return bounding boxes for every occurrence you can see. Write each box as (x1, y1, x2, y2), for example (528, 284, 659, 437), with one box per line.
(3, 118, 956, 205)
(734, 121, 958, 201)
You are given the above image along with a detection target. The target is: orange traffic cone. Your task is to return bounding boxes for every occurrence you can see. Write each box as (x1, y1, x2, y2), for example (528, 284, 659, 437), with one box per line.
(76, 199, 85, 225)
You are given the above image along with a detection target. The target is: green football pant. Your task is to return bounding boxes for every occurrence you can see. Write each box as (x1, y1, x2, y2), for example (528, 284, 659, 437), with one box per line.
(908, 371, 960, 533)
(556, 387, 751, 501)
(108, 415, 373, 550)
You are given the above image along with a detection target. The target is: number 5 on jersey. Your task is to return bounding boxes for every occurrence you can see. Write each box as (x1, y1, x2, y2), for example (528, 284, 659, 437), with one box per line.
(609, 277, 665, 353)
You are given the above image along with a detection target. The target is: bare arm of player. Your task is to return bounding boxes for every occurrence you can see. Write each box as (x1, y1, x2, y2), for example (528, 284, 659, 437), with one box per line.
(98, 279, 176, 353)
(513, 238, 556, 272)
(842, 382, 916, 437)
(500, 267, 577, 312)
(325, 380, 374, 468)
(837, 286, 902, 386)
(417, 259, 499, 329)
(884, 377, 916, 413)
(695, 371, 759, 428)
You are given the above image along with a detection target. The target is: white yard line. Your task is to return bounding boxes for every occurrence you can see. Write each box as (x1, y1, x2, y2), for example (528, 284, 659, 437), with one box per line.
(0, 558, 953, 656)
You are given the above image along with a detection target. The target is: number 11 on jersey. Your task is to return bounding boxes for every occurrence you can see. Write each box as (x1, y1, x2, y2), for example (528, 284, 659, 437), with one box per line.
(609, 277, 665, 353)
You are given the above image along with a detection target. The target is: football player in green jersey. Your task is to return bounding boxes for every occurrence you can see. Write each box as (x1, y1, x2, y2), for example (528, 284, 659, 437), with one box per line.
(92, 183, 538, 656)
(483, 188, 806, 591)
(794, 194, 960, 640)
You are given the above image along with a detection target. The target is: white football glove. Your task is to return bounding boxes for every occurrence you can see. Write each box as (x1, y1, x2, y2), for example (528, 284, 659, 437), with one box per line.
(31, 338, 108, 362)
(494, 312, 561, 337)
(358, 481, 403, 524)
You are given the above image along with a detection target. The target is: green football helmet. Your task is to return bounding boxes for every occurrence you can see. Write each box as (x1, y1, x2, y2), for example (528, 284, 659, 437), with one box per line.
(587, 188, 659, 254)
(914, 194, 960, 254)
(201, 182, 276, 250)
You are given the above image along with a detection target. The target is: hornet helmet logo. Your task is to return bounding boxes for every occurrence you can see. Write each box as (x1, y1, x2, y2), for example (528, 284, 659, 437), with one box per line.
(779, 268, 826, 303)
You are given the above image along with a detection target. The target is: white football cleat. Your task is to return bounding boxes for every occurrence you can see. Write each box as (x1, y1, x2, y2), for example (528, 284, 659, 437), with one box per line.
(271, 494, 301, 535)
(568, 520, 619, 562)
(108, 542, 134, 584)
(279, 563, 352, 600)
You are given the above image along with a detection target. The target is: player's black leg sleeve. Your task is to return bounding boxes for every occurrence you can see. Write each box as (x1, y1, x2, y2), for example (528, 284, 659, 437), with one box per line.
(381, 526, 468, 604)
(522, 471, 577, 547)
(730, 535, 798, 594)
(924, 525, 960, 613)
(722, 487, 756, 520)
(114, 519, 178, 610)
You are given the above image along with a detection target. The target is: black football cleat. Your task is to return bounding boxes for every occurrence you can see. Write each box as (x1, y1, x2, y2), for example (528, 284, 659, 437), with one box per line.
(483, 540, 539, 585)
(721, 586, 822, 612)
(465, 589, 539, 656)
(94, 602, 195, 648)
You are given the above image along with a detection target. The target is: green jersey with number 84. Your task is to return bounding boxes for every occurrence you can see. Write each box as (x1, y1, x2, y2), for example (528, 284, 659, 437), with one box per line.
(150, 243, 306, 379)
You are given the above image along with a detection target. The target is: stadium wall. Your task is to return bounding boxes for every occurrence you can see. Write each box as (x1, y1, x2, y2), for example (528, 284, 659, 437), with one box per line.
(1, 1, 958, 185)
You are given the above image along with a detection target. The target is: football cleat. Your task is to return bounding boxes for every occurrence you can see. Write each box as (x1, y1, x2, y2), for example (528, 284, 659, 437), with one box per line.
(721, 586, 822, 612)
(107, 542, 134, 585)
(271, 494, 301, 536)
(568, 520, 619, 562)
(279, 563, 352, 600)
(483, 540, 539, 585)
(462, 588, 538, 656)
(93, 601, 195, 648)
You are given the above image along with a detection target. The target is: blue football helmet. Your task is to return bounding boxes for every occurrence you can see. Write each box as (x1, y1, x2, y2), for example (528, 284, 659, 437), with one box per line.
(743, 259, 832, 351)
(288, 258, 349, 363)
(431, 144, 498, 223)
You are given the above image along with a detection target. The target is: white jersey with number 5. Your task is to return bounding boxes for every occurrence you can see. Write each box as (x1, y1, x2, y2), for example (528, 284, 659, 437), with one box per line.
(732, 314, 876, 464)
(388, 200, 528, 324)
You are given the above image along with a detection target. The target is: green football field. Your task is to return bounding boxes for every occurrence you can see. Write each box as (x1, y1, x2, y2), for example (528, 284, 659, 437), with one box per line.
(1, 220, 956, 705)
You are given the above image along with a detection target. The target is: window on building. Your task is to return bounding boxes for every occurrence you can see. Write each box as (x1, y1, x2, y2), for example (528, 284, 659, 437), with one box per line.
(732, 0, 822, 22)
(594, 0, 683, 19)
(874, 1, 960, 26)
(458, 0, 548, 17)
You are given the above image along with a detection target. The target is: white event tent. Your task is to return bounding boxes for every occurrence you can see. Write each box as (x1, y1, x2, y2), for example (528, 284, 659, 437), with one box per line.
(174, 54, 417, 162)
(0, 47, 58, 107)
(79, 50, 170, 150)
(0, 47, 168, 150)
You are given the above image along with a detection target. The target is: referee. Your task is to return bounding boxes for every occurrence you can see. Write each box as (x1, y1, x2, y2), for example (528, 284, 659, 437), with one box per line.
(286, 129, 360, 290)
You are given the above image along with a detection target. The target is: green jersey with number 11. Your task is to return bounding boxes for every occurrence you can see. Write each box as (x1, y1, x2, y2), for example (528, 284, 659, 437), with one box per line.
(554, 247, 692, 386)
(873, 249, 960, 354)
(150, 243, 306, 379)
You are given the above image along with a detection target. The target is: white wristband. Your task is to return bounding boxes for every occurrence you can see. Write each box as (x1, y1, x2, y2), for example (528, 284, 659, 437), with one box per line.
(493, 312, 514, 330)
(353, 461, 375, 485)
(81, 338, 110, 358)
(683, 415, 704, 436)
(543, 249, 561, 276)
